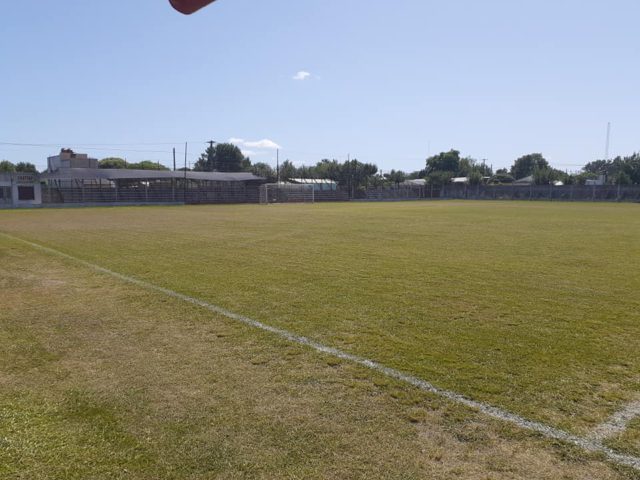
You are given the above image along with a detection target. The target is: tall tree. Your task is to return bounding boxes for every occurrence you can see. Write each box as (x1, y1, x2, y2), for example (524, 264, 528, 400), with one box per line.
(279, 160, 297, 180)
(15, 162, 38, 174)
(583, 153, 640, 184)
(250, 162, 276, 182)
(510, 153, 549, 180)
(0, 160, 16, 173)
(194, 143, 247, 172)
(426, 150, 461, 175)
(385, 169, 407, 186)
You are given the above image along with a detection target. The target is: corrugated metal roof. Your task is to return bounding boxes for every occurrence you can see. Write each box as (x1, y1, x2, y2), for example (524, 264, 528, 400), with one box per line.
(40, 168, 264, 182)
(289, 178, 337, 184)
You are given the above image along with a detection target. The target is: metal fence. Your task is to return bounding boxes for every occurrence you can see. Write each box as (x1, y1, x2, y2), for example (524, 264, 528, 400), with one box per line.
(360, 184, 640, 202)
(41, 181, 260, 205)
(25, 182, 640, 206)
(440, 184, 640, 202)
(364, 185, 429, 201)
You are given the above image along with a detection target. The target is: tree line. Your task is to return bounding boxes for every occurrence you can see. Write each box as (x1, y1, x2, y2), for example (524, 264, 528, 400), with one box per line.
(0, 160, 38, 174)
(3, 144, 639, 188)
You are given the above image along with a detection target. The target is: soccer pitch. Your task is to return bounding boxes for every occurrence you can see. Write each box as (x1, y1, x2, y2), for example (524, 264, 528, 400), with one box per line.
(1, 201, 639, 479)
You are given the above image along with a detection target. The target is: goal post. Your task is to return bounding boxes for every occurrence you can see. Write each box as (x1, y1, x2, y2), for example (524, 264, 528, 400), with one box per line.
(259, 183, 315, 204)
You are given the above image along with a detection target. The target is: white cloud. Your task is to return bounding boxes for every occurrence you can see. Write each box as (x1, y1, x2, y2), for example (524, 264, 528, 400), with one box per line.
(245, 139, 281, 150)
(228, 138, 281, 157)
(229, 138, 281, 150)
(293, 71, 311, 81)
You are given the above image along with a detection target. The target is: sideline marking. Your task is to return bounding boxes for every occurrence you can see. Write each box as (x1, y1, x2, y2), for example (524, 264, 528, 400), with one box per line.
(590, 400, 640, 442)
(1, 231, 639, 471)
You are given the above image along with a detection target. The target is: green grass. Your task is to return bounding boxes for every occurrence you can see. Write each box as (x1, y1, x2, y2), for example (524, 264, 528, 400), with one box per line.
(1, 201, 639, 478)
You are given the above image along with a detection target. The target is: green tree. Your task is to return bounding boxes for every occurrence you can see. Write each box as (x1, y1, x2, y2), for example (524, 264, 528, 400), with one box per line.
(614, 171, 632, 185)
(15, 162, 38, 174)
(458, 157, 492, 178)
(426, 150, 461, 175)
(0, 160, 16, 173)
(314, 159, 342, 182)
(385, 169, 406, 186)
(128, 161, 169, 170)
(468, 171, 483, 185)
(425, 150, 465, 186)
(510, 153, 549, 180)
(194, 143, 247, 172)
(250, 162, 276, 182)
(583, 159, 608, 175)
(99, 157, 128, 169)
(533, 167, 553, 185)
(426, 170, 453, 186)
(581, 153, 640, 185)
(407, 168, 427, 179)
(279, 160, 297, 180)
(345, 159, 378, 191)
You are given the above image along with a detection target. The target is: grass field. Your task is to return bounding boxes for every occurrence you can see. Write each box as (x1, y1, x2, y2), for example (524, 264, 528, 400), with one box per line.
(1, 201, 639, 479)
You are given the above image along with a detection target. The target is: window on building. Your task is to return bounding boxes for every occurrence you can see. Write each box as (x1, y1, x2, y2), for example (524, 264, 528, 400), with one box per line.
(18, 186, 35, 201)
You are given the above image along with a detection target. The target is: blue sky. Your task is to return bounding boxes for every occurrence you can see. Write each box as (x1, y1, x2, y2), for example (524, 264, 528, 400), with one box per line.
(1, 0, 638, 173)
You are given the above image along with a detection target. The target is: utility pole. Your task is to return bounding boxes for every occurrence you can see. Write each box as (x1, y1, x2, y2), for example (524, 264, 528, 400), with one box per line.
(173, 148, 176, 171)
(184, 142, 188, 202)
(206, 140, 216, 171)
(276, 149, 280, 184)
(348, 153, 352, 199)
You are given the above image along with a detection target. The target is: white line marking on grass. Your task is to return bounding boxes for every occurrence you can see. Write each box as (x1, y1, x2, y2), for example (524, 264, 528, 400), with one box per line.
(2, 231, 639, 472)
(590, 400, 640, 442)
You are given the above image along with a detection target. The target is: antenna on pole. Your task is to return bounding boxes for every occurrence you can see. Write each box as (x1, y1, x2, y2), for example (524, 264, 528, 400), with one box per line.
(605, 122, 611, 161)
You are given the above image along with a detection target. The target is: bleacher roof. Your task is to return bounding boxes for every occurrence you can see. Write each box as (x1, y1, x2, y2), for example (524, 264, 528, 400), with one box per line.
(40, 168, 264, 182)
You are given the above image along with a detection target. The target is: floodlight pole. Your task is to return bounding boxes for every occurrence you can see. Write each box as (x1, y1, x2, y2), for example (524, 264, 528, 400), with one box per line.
(605, 122, 611, 162)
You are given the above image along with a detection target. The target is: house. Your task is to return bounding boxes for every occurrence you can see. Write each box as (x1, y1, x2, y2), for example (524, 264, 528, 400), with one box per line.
(585, 175, 606, 186)
(47, 149, 98, 171)
(451, 177, 469, 184)
(0, 172, 43, 207)
(402, 179, 426, 186)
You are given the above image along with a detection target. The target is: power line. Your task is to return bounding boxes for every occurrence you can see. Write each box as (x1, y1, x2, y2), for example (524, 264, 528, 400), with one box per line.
(0, 141, 206, 146)
(0, 141, 212, 155)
